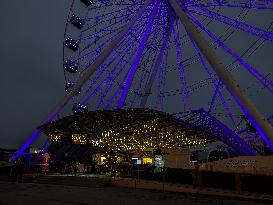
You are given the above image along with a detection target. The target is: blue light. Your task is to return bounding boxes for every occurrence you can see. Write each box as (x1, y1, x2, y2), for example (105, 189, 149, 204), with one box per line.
(118, 0, 160, 108)
(11, 130, 41, 161)
(187, 12, 273, 151)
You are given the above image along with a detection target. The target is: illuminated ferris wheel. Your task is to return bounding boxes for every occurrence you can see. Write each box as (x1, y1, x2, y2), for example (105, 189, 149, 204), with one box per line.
(62, 0, 273, 149)
(12, 0, 273, 159)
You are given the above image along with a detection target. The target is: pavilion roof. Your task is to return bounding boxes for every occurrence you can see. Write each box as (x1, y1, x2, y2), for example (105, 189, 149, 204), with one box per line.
(38, 108, 217, 150)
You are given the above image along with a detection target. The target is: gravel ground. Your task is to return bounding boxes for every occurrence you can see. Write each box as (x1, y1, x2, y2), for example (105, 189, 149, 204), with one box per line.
(0, 181, 272, 205)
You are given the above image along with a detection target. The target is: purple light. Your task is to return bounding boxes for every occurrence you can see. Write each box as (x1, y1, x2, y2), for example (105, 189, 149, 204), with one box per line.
(81, 18, 147, 109)
(84, 3, 144, 24)
(11, 130, 41, 161)
(208, 79, 221, 112)
(82, 4, 145, 38)
(172, 17, 191, 110)
(131, 13, 162, 107)
(12, 111, 58, 161)
(118, 0, 160, 108)
(104, 20, 152, 109)
(188, 6, 273, 42)
(156, 32, 169, 110)
(96, 33, 142, 108)
(83, 34, 131, 95)
(80, 79, 109, 106)
(233, 93, 273, 151)
(184, 1, 273, 11)
(83, 19, 149, 96)
(186, 11, 273, 93)
(80, 14, 150, 54)
(78, 19, 149, 68)
(186, 28, 237, 128)
(140, 13, 170, 108)
(187, 12, 273, 151)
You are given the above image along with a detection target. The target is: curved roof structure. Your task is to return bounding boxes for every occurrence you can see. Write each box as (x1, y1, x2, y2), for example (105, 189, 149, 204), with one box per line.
(38, 108, 255, 155)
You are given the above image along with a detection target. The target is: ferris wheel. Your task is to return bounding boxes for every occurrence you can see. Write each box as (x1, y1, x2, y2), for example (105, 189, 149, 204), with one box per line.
(12, 0, 273, 159)
(63, 1, 272, 130)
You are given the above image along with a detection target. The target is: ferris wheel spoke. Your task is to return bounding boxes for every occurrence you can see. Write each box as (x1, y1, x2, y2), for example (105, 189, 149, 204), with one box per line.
(83, 31, 142, 98)
(80, 20, 131, 42)
(87, 1, 145, 14)
(184, 0, 273, 10)
(105, 61, 136, 109)
(166, 10, 246, 76)
(84, 2, 145, 24)
(187, 12, 273, 94)
(157, 57, 168, 110)
(79, 18, 150, 92)
(76, 28, 127, 63)
(104, 71, 130, 109)
(79, 14, 150, 51)
(80, 78, 109, 106)
(208, 79, 222, 112)
(79, 21, 149, 64)
(101, 53, 144, 109)
(118, 0, 160, 108)
(94, 29, 146, 108)
(95, 0, 146, 7)
(187, 6, 273, 42)
(96, 57, 135, 109)
(77, 9, 152, 67)
(130, 36, 160, 107)
(210, 76, 270, 110)
(156, 34, 169, 110)
(173, 18, 191, 111)
(79, 4, 152, 50)
(140, 19, 171, 107)
(82, 8, 145, 36)
(82, 18, 147, 102)
(77, 24, 142, 69)
(130, 8, 166, 107)
(125, 45, 154, 105)
(83, 66, 125, 108)
(224, 23, 273, 70)
(79, 30, 121, 54)
(186, 28, 238, 127)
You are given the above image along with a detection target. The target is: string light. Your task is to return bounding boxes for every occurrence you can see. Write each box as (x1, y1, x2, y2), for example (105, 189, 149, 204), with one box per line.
(72, 134, 87, 144)
(43, 109, 215, 151)
(49, 134, 62, 142)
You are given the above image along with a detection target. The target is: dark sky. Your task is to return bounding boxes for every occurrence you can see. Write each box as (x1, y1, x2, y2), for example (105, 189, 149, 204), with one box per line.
(0, 1, 272, 149)
(0, 1, 69, 148)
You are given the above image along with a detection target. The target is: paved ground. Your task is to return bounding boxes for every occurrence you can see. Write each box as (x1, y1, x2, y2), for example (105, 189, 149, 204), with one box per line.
(0, 181, 272, 205)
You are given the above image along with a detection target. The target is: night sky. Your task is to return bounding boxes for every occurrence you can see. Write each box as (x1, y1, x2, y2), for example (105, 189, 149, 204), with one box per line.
(0, 1, 68, 148)
(0, 1, 273, 149)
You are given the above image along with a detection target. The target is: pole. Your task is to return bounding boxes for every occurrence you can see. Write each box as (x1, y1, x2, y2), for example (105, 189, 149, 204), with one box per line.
(12, 0, 151, 160)
(168, 0, 273, 151)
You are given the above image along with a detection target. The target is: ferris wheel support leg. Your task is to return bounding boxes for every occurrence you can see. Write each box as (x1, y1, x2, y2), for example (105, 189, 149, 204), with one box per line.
(168, 0, 273, 152)
(11, 0, 151, 161)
